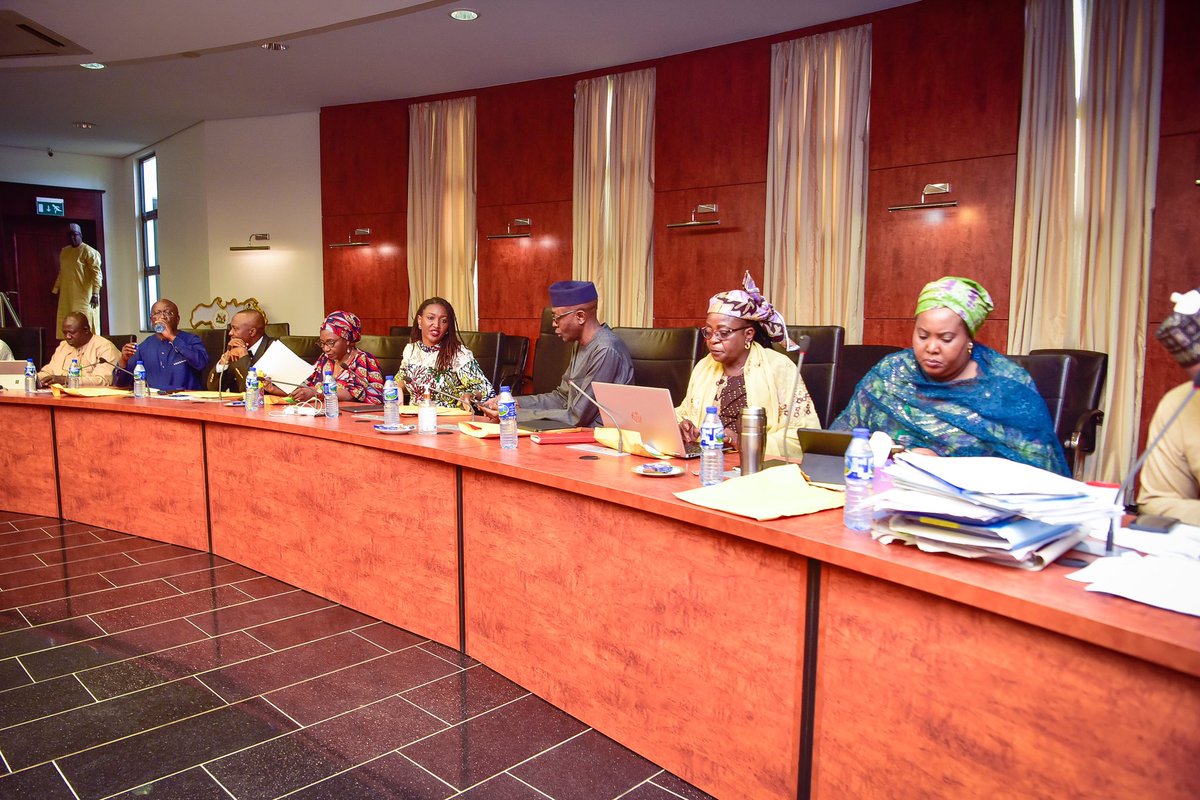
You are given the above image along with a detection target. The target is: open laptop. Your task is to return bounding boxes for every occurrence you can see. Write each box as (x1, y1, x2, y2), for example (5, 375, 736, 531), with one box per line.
(591, 382, 701, 458)
(0, 361, 27, 392)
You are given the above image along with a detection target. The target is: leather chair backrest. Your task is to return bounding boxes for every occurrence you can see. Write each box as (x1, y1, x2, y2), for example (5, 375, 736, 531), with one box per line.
(359, 334, 410, 379)
(458, 331, 503, 389)
(497, 333, 530, 392)
(1008, 353, 1076, 438)
(541, 306, 556, 334)
(182, 329, 230, 381)
(774, 325, 845, 428)
(0, 326, 45, 363)
(389, 325, 410, 337)
(531, 332, 573, 395)
(1028, 348, 1108, 427)
(263, 322, 290, 338)
(831, 344, 904, 423)
(613, 326, 700, 406)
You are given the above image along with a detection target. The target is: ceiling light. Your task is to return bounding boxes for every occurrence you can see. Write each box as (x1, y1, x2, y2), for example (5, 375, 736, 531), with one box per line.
(73, 121, 95, 129)
(449, 9, 479, 21)
(260, 41, 289, 51)
(79, 62, 105, 70)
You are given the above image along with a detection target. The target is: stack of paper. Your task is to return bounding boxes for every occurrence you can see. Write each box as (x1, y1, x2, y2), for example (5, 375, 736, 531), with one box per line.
(870, 453, 1116, 570)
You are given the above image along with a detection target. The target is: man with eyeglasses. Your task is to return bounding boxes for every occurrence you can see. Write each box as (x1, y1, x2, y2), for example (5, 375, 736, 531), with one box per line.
(480, 280, 634, 428)
(114, 299, 209, 392)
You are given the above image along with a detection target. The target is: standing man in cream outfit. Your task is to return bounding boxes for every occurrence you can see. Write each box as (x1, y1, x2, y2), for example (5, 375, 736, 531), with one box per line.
(53, 222, 103, 338)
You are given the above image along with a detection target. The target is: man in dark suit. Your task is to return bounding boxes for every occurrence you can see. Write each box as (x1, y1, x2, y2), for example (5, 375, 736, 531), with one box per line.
(208, 308, 272, 392)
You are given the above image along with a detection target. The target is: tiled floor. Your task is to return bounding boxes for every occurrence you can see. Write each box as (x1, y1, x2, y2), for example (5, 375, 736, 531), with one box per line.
(0, 511, 714, 800)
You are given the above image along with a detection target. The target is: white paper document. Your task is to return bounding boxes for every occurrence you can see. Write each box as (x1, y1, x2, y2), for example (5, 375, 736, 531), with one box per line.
(253, 340, 315, 389)
(1067, 554, 1200, 617)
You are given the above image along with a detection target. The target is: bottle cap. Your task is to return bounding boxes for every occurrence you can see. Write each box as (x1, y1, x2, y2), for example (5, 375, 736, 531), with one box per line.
(852, 427, 869, 437)
(500, 385, 511, 393)
(705, 406, 718, 414)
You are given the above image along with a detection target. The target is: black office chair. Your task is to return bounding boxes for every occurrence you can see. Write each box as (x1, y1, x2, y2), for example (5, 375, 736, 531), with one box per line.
(359, 334, 410, 379)
(263, 322, 290, 338)
(830, 344, 903, 423)
(458, 331, 503, 390)
(613, 326, 700, 406)
(775, 325, 844, 428)
(279, 335, 323, 364)
(0, 326, 45, 364)
(530, 307, 573, 394)
(1013, 349, 1108, 478)
(497, 333, 530, 393)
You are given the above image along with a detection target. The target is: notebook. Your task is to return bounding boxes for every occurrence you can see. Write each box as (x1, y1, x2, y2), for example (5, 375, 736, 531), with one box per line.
(0, 360, 27, 392)
(591, 382, 701, 459)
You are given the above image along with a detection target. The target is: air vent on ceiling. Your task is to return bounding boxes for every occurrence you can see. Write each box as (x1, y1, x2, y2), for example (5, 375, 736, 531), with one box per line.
(0, 11, 89, 58)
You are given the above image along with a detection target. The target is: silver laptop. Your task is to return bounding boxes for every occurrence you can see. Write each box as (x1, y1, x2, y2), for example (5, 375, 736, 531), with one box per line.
(0, 361, 27, 392)
(591, 382, 701, 459)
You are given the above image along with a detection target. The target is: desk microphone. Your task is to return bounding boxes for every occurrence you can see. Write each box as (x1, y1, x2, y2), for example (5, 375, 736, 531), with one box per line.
(780, 334, 812, 466)
(568, 379, 626, 455)
(98, 356, 137, 380)
(1104, 372, 1200, 553)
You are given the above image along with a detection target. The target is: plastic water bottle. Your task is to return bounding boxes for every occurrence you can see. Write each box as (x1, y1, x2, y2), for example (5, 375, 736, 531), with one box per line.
(497, 385, 518, 450)
(322, 369, 339, 418)
(244, 367, 261, 412)
(23, 359, 36, 393)
(699, 406, 725, 486)
(383, 376, 400, 426)
(67, 358, 81, 389)
(133, 361, 147, 398)
(843, 427, 875, 531)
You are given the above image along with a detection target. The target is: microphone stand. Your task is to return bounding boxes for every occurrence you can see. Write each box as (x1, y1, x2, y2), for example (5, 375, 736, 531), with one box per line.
(99, 356, 138, 381)
(568, 379, 626, 455)
(780, 335, 812, 466)
(1104, 375, 1200, 553)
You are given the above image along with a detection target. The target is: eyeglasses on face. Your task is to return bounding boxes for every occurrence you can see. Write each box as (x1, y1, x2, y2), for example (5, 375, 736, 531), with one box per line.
(317, 338, 344, 350)
(700, 325, 751, 342)
(551, 309, 584, 325)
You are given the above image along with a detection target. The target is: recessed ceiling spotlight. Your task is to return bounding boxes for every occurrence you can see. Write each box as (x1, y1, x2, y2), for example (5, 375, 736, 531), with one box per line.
(79, 62, 105, 70)
(449, 9, 479, 21)
(260, 41, 289, 51)
(73, 121, 96, 129)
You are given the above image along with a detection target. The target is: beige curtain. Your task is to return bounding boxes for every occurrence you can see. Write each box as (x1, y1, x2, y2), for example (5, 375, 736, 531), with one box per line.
(408, 96, 478, 328)
(1009, 0, 1163, 480)
(573, 68, 655, 326)
(765, 24, 872, 342)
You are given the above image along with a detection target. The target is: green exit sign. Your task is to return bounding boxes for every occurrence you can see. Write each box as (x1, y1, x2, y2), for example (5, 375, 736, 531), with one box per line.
(36, 197, 65, 216)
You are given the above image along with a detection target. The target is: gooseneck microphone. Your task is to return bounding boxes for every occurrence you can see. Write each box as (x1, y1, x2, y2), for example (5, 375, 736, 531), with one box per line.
(780, 334, 812, 466)
(568, 379, 626, 455)
(98, 356, 137, 380)
(1105, 372, 1200, 553)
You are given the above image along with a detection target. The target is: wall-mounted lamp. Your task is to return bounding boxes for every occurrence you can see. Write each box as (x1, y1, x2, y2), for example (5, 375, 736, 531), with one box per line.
(230, 233, 270, 251)
(486, 218, 532, 239)
(667, 203, 720, 228)
(328, 228, 372, 248)
(888, 183, 958, 212)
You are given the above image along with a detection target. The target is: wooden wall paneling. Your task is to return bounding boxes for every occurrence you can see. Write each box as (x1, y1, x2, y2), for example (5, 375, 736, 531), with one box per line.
(1160, 0, 1200, 137)
(462, 471, 808, 800)
(655, 39, 771, 192)
(0, 404, 57, 518)
(1147, 134, 1200, 322)
(812, 565, 1200, 798)
(319, 100, 409, 216)
(864, 155, 1017, 321)
(861, 318, 1010, 352)
(476, 200, 572, 325)
(869, 0, 1024, 170)
(54, 409, 207, 550)
(322, 212, 407, 332)
(206, 425, 460, 648)
(475, 76, 574, 207)
(653, 183, 768, 327)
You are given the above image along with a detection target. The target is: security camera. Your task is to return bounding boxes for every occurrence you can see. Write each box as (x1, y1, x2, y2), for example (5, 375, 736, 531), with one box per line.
(47, 148, 54, 157)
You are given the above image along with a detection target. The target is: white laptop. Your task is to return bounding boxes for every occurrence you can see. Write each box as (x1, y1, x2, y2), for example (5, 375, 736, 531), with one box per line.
(591, 382, 701, 459)
(0, 360, 26, 392)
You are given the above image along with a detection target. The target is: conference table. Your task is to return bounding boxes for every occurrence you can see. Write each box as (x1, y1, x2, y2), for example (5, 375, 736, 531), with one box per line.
(1, 393, 1197, 799)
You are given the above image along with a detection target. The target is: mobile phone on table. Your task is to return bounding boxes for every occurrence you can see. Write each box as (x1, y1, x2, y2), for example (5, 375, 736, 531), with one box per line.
(1128, 514, 1178, 534)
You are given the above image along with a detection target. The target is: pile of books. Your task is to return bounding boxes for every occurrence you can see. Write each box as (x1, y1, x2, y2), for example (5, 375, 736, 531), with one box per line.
(870, 453, 1117, 570)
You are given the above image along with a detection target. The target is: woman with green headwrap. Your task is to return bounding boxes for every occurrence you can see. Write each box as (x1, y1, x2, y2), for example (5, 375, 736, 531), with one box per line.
(832, 276, 1069, 475)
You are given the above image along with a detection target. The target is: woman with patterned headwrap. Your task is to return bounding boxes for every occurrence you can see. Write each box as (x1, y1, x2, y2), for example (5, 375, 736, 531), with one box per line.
(832, 276, 1068, 475)
(675, 271, 820, 457)
(274, 310, 385, 404)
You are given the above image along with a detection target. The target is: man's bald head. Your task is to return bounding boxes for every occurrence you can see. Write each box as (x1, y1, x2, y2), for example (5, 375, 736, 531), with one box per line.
(62, 311, 93, 348)
(67, 223, 82, 247)
(229, 309, 265, 347)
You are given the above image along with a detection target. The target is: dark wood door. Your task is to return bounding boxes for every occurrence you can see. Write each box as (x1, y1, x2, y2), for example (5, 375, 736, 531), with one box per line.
(4, 215, 105, 358)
